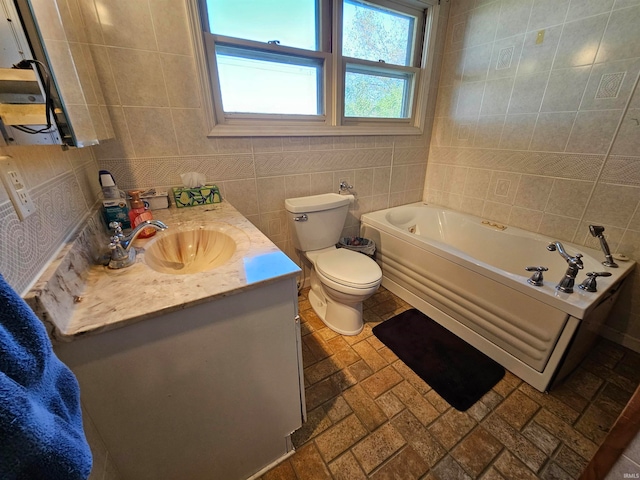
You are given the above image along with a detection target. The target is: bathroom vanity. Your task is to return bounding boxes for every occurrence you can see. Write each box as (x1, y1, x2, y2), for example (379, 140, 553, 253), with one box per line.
(26, 202, 305, 480)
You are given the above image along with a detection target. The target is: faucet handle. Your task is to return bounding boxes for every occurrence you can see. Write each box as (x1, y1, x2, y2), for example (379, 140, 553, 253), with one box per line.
(525, 266, 548, 286)
(339, 180, 353, 193)
(108, 221, 125, 238)
(578, 271, 612, 292)
(573, 253, 584, 268)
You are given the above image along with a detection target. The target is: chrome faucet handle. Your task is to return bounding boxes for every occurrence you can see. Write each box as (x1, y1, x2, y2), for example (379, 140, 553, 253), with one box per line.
(108, 234, 136, 269)
(108, 221, 126, 240)
(339, 180, 353, 193)
(525, 266, 548, 286)
(578, 271, 613, 292)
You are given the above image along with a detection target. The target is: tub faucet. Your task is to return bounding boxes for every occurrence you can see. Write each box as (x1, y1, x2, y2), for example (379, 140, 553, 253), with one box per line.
(588, 225, 618, 268)
(547, 241, 583, 293)
(107, 220, 168, 269)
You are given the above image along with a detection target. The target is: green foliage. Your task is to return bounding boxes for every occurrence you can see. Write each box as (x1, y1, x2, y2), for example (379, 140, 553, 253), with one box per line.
(343, 1, 413, 118)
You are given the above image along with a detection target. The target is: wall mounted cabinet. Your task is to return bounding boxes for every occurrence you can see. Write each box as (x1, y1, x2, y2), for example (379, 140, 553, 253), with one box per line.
(0, 0, 113, 147)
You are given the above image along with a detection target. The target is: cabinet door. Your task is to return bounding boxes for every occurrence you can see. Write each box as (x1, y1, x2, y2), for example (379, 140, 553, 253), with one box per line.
(55, 277, 304, 480)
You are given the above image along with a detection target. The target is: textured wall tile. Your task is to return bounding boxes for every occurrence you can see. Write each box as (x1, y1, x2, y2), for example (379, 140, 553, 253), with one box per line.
(354, 169, 374, 197)
(481, 78, 514, 116)
(530, 112, 576, 152)
(554, 14, 609, 68)
(122, 107, 179, 158)
(528, 0, 570, 31)
(161, 54, 201, 108)
(514, 175, 554, 210)
(254, 149, 392, 177)
(451, 118, 478, 147)
(596, 5, 640, 63)
(460, 196, 485, 216)
(393, 147, 428, 166)
(95, 0, 157, 50)
(457, 81, 485, 117)
(488, 35, 526, 81)
(222, 179, 259, 216)
(538, 213, 579, 241)
(0, 172, 88, 294)
(500, 114, 537, 150)
(546, 179, 593, 218)
(508, 206, 543, 231)
(611, 109, 640, 156)
(496, 0, 534, 40)
(462, 43, 492, 83)
(541, 66, 591, 112)
(148, 0, 192, 55)
(171, 108, 219, 155)
(256, 177, 286, 213)
(566, 110, 623, 154)
(518, 25, 562, 76)
(99, 154, 254, 190)
(309, 172, 334, 195)
(108, 48, 168, 107)
(284, 174, 311, 200)
(509, 72, 549, 114)
(466, 1, 500, 47)
(483, 201, 512, 223)
(584, 183, 640, 228)
(474, 116, 505, 149)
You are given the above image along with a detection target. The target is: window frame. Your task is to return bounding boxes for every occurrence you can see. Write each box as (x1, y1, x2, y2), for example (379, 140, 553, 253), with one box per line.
(189, 0, 440, 137)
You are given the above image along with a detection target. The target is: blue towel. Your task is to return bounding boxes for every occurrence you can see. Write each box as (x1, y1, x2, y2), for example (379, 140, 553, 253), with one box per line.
(0, 274, 92, 480)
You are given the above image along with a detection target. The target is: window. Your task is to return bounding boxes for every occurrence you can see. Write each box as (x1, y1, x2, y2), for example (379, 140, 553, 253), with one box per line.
(196, 0, 439, 136)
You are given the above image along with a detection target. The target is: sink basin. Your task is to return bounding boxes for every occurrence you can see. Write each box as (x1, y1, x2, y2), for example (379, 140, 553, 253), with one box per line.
(143, 226, 237, 274)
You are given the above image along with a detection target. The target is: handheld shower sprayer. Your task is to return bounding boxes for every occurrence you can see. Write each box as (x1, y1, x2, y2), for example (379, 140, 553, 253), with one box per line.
(588, 225, 618, 268)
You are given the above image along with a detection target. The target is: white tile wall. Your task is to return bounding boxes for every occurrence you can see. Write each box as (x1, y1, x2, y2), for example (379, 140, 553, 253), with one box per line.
(428, 0, 640, 354)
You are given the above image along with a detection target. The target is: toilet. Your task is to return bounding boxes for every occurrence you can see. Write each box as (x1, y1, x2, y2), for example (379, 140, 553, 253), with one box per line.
(285, 193, 382, 335)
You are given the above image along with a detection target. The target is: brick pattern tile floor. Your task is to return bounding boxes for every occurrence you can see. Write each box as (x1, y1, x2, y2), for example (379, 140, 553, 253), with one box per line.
(257, 287, 640, 480)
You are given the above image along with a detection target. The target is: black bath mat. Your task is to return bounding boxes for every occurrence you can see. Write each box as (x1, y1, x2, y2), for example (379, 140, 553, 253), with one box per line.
(373, 309, 505, 411)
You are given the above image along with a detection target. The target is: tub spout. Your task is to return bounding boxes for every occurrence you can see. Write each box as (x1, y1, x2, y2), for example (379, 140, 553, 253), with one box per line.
(547, 241, 583, 293)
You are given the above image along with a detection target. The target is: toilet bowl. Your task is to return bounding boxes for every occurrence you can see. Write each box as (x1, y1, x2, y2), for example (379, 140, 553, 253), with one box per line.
(306, 247, 382, 335)
(284, 193, 382, 335)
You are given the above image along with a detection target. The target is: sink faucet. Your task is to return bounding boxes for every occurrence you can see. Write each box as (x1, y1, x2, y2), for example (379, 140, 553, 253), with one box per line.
(547, 241, 583, 293)
(107, 220, 168, 269)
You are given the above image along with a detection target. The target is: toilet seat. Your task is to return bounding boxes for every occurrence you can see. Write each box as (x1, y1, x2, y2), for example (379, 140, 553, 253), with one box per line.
(315, 248, 382, 289)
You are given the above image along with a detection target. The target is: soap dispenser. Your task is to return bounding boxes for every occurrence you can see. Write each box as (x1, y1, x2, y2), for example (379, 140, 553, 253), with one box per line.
(128, 190, 157, 238)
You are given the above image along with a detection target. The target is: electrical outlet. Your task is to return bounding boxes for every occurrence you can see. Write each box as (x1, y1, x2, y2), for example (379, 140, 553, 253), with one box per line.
(0, 156, 36, 221)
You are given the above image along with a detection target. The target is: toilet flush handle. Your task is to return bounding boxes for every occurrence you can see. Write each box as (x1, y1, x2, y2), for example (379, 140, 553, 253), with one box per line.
(293, 214, 308, 222)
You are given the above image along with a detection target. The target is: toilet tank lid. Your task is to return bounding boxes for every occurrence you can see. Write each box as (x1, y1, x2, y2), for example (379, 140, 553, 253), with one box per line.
(285, 193, 354, 213)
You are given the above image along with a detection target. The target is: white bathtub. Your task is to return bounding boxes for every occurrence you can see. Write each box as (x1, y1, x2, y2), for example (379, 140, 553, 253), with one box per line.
(361, 203, 636, 392)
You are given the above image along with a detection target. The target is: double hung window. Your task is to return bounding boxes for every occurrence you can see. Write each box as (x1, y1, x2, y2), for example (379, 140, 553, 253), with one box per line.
(198, 0, 437, 135)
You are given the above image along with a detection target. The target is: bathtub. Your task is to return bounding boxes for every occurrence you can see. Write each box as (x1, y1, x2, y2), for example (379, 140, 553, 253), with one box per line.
(360, 203, 636, 392)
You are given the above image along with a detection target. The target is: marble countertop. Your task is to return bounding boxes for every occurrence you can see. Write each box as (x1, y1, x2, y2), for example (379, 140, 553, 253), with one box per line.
(26, 201, 301, 342)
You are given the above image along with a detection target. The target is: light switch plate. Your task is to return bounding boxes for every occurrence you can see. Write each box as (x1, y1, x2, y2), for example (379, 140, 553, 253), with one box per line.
(0, 155, 36, 221)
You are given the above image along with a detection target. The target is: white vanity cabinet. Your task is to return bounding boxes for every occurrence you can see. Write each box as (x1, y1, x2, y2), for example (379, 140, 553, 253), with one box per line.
(54, 277, 304, 480)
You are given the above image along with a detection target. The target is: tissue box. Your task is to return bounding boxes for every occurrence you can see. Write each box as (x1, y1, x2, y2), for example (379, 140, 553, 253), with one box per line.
(172, 185, 221, 208)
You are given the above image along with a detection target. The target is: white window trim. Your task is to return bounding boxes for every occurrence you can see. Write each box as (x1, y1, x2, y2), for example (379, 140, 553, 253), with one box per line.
(187, 0, 441, 137)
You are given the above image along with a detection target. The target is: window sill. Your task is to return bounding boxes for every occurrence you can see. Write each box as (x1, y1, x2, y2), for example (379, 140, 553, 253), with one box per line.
(205, 123, 425, 137)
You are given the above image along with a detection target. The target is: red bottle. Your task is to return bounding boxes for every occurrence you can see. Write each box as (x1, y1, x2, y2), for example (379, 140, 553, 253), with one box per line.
(128, 190, 156, 238)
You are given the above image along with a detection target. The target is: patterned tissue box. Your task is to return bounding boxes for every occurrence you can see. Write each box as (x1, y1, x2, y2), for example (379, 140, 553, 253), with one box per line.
(172, 185, 221, 208)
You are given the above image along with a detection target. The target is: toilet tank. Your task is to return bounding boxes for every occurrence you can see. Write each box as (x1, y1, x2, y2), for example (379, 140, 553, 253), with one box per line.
(285, 193, 354, 251)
